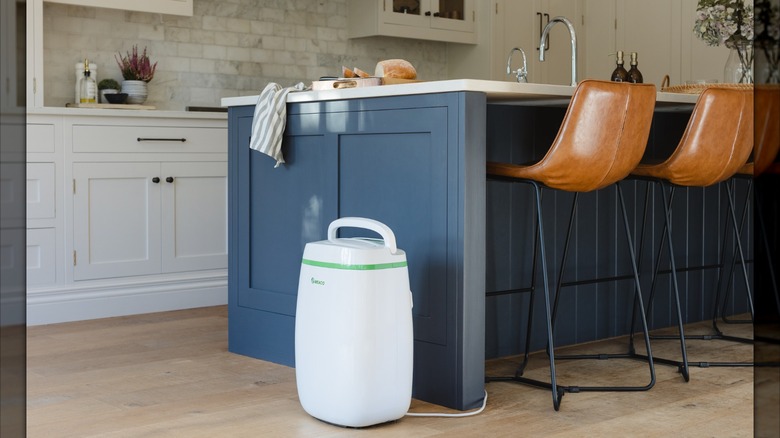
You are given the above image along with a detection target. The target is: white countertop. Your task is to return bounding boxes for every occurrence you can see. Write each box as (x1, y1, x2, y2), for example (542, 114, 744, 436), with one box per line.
(27, 106, 228, 120)
(221, 79, 699, 109)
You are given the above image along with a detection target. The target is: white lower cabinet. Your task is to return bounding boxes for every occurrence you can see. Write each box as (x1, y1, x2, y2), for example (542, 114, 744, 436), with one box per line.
(26, 228, 56, 285)
(26, 112, 228, 325)
(72, 161, 227, 281)
(160, 162, 227, 273)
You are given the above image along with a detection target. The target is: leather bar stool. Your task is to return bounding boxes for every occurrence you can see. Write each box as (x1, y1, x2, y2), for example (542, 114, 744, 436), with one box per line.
(716, 85, 780, 328)
(486, 80, 657, 410)
(631, 87, 754, 379)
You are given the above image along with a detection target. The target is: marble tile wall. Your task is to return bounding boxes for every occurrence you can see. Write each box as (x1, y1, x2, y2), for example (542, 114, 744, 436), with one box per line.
(43, 0, 448, 110)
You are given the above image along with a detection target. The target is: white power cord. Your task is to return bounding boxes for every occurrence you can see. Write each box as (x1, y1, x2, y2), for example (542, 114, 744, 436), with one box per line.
(405, 390, 488, 418)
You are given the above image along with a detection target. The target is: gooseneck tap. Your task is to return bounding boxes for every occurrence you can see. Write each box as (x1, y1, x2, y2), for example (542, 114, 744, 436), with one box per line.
(506, 47, 528, 83)
(539, 16, 577, 86)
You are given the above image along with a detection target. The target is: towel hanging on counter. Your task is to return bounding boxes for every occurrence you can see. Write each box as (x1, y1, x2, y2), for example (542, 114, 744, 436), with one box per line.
(249, 81, 306, 167)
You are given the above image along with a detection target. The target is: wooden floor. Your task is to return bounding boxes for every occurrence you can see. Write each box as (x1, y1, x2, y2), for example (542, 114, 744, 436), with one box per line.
(27, 306, 755, 437)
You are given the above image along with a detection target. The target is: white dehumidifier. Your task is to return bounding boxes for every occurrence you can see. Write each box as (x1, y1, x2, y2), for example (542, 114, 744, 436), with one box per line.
(295, 217, 414, 428)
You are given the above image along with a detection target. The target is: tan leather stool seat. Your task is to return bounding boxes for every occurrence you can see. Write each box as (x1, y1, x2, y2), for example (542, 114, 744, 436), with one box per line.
(631, 88, 754, 186)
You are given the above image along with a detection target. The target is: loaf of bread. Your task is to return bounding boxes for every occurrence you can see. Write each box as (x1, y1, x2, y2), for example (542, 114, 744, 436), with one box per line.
(374, 59, 417, 79)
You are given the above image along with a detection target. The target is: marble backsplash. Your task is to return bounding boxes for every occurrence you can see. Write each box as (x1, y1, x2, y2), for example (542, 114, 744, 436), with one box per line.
(43, 0, 448, 110)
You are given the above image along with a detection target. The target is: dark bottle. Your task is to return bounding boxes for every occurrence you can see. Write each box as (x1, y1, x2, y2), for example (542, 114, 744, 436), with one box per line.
(611, 50, 629, 82)
(628, 52, 644, 83)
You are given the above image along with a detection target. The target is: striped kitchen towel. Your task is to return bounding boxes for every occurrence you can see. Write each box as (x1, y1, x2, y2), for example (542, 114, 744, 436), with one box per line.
(249, 81, 306, 167)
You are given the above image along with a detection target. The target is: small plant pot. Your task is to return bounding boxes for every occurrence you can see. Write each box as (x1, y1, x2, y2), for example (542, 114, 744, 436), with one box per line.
(122, 80, 148, 105)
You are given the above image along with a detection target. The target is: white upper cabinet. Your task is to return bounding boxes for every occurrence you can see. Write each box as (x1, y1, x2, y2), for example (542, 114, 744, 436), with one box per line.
(348, 0, 477, 44)
(44, 0, 193, 16)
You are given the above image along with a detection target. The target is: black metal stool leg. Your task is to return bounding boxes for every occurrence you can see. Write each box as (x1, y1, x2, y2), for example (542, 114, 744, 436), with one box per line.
(550, 193, 578, 335)
(487, 181, 562, 411)
(659, 183, 691, 381)
(718, 178, 754, 326)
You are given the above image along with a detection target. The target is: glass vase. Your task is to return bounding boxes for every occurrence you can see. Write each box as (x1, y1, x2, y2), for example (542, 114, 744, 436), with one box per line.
(724, 42, 754, 84)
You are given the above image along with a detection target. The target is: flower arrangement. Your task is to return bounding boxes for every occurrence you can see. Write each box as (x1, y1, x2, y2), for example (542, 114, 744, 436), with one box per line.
(115, 45, 157, 82)
(693, 0, 754, 48)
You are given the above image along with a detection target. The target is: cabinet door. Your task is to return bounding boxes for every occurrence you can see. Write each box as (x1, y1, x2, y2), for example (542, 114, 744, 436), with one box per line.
(541, 0, 583, 85)
(616, 0, 681, 87)
(27, 228, 56, 285)
(383, 0, 474, 32)
(160, 162, 227, 273)
(73, 162, 161, 280)
(494, 0, 581, 84)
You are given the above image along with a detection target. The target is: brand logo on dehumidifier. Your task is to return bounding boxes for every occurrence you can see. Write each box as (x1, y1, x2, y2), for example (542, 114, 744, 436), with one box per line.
(311, 277, 325, 286)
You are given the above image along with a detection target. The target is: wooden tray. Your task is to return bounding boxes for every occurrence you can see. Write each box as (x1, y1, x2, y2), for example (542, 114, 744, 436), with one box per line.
(660, 75, 753, 94)
(66, 103, 156, 110)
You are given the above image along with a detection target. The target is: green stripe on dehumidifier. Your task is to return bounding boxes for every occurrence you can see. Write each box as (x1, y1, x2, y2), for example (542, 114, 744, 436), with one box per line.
(301, 259, 407, 270)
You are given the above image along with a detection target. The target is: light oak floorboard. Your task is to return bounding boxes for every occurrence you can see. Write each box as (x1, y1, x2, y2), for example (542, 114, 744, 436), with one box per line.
(27, 306, 754, 437)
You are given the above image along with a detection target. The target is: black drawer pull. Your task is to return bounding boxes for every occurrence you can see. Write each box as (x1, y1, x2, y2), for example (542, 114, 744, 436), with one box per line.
(166, 177, 174, 183)
(152, 177, 160, 183)
(137, 137, 187, 142)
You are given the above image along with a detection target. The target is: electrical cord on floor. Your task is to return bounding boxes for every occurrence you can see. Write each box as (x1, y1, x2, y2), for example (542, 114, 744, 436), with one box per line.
(405, 390, 488, 418)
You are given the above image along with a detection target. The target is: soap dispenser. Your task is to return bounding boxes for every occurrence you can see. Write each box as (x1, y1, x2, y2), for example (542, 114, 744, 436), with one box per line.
(78, 58, 97, 103)
(610, 51, 629, 82)
(628, 52, 644, 83)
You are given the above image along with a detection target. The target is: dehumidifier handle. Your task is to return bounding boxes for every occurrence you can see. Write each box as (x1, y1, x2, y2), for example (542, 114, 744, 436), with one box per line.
(328, 217, 398, 254)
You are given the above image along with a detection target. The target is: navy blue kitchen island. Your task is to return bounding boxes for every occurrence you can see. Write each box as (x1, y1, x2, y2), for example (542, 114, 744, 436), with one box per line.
(223, 81, 749, 411)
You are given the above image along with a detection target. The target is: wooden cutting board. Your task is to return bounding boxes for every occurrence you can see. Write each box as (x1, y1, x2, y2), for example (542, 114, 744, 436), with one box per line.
(311, 77, 420, 91)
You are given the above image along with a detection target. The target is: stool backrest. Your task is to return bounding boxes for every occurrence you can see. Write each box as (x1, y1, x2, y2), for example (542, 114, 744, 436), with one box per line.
(536, 80, 656, 192)
(755, 85, 780, 177)
(659, 87, 754, 186)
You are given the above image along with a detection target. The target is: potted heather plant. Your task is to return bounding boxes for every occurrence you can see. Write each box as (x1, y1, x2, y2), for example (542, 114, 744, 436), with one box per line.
(115, 45, 157, 104)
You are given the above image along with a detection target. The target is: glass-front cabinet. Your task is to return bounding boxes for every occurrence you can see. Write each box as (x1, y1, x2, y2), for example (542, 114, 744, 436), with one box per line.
(384, 0, 474, 33)
(348, 0, 476, 44)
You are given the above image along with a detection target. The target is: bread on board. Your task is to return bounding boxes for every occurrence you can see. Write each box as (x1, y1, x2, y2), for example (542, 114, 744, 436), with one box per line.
(374, 59, 417, 79)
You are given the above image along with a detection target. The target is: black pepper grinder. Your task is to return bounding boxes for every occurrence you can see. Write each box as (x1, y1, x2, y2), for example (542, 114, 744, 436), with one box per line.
(611, 51, 629, 82)
(628, 52, 644, 84)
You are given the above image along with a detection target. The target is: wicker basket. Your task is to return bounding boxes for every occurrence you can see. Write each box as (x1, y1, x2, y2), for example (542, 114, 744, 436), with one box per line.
(660, 75, 753, 94)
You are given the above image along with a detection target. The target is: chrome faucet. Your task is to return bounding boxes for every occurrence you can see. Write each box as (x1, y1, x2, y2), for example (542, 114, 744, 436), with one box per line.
(539, 16, 577, 86)
(506, 47, 528, 83)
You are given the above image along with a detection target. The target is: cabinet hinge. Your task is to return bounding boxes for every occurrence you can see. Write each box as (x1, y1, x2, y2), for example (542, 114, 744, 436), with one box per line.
(383, 1, 385, 12)
(73, 250, 77, 266)
(615, 18, 617, 30)
(33, 77, 37, 94)
(472, 10, 475, 21)
(495, 3, 498, 14)
(73, 179, 76, 194)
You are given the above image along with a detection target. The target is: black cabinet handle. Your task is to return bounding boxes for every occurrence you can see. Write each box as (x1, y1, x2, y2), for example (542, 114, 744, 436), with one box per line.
(166, 177, 174, 183)
(537, 12, 543, 50)
(137, 138, 187, 142)
(152, 177, 160, 183)
(544, 13, 551, 50)
(433, 12, 440, 17)
(424, 11, 431, 16)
